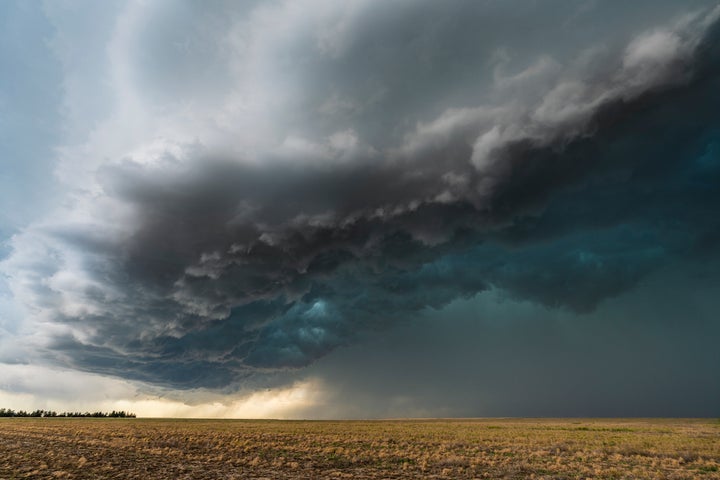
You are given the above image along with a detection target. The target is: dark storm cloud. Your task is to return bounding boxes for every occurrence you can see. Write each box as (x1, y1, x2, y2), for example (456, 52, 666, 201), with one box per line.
(5, 1, 720, 391)
(297, 263, 720, 418)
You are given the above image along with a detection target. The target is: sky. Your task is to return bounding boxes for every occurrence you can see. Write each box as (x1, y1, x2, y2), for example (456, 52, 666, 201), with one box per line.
(0, 0, 719, 418)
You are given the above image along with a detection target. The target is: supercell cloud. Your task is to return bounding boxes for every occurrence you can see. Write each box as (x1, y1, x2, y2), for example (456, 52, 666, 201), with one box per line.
(0, 0, 719, 414)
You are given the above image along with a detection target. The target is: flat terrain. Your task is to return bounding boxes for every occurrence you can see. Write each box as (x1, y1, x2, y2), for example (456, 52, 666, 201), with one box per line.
(0, 418, 718, 479)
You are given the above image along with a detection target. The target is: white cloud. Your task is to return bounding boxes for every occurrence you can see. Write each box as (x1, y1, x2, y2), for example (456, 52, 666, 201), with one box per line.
(0, 363, 325, 418)
(401, 5, 719, 187)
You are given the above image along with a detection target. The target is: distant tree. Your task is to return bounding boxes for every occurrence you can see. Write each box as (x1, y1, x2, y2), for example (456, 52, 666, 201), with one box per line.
(0, 407, 136, 418)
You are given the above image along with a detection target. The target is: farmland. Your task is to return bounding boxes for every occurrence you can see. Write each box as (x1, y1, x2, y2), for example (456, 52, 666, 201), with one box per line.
(0, 418, 718, 479)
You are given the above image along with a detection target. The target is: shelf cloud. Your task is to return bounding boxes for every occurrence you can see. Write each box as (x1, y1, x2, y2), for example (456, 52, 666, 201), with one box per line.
(1, 0, 719, 415)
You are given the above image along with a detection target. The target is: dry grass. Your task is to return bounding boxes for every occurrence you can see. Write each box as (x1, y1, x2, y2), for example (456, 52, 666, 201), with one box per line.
(0, 418, 718, 479)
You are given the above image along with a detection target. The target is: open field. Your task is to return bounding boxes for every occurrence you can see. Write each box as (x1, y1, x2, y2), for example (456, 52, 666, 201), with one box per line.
(0, 418, 718, 479)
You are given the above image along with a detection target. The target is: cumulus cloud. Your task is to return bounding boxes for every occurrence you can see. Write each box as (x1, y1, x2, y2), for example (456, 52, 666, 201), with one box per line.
(2, 0, 720, 392)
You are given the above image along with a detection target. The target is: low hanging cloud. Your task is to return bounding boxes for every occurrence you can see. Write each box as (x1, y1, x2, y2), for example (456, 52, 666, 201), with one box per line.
(2, 1, 720, 389)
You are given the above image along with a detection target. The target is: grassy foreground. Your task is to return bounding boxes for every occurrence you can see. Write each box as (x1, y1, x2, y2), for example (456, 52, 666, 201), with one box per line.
(0, 418, 718, 479)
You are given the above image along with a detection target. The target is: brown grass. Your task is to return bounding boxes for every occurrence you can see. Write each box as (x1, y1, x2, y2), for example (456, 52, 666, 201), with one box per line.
(0, 417, 718, 479)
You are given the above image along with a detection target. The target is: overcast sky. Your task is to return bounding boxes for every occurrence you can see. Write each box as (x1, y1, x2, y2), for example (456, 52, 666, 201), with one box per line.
(1, 0, 719, 418)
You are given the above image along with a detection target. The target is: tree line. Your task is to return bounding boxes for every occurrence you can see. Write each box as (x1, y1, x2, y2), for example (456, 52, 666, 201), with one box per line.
(0, 408, 136, 418)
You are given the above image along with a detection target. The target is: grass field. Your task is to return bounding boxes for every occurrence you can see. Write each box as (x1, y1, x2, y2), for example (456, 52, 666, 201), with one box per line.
(0, 418, 718, 479)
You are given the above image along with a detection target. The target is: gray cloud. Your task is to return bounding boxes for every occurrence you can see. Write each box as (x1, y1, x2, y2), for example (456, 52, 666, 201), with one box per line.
(296, 261, 720, 418)
(2, 0, 720, 399)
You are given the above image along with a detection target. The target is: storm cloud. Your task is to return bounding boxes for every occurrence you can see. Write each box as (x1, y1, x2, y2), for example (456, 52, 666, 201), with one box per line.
(1, 0, 719, 412)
